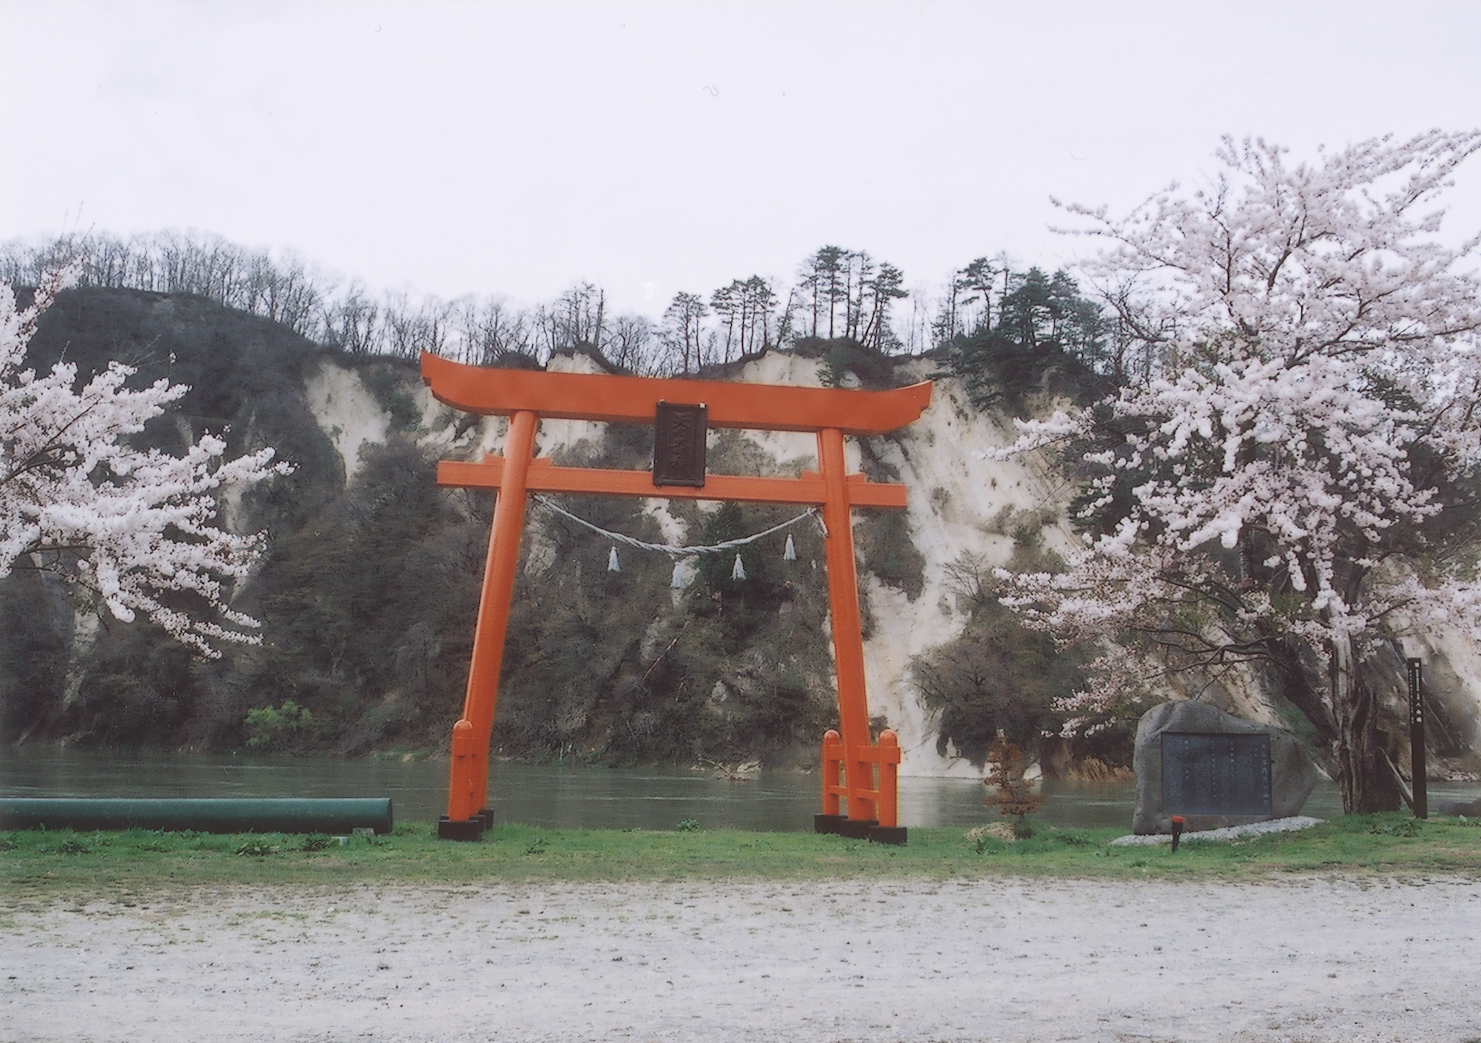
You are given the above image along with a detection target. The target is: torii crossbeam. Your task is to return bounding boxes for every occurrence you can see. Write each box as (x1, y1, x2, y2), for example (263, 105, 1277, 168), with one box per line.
(421, 352, 932, 843)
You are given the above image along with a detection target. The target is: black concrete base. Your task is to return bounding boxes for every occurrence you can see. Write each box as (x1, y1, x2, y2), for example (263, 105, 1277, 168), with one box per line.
(437, 815, 484, 841)
(868, 825, 908, 846)
(838, 818, 878, 840)
(814, 813, 847, 835)
(477, 807, 495, 830)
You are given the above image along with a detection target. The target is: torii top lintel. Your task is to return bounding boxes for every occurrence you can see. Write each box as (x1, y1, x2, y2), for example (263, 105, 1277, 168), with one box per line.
(420, 352, 932, 436)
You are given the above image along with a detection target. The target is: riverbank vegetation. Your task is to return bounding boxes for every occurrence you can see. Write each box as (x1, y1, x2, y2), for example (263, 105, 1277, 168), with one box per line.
(3, 814, 1478, 898)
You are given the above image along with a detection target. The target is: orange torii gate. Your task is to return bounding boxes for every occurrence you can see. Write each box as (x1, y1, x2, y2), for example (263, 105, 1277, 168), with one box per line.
(421, 351, 932, 843)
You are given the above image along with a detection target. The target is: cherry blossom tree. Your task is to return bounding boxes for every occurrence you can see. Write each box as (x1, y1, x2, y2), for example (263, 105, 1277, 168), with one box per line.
(996, 132, 1481, 813)
(1, 269, 290, 656)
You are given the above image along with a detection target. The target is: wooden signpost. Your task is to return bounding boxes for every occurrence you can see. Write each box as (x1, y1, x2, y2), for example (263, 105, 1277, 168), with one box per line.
(421, 352, 932, 843)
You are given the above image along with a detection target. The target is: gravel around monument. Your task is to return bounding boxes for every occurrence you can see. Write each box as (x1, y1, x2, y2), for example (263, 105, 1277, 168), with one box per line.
(5, 875, 1478, 1042)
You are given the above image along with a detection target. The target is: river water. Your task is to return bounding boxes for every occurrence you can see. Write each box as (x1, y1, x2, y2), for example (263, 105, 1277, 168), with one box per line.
(4, 746, 1478, 832)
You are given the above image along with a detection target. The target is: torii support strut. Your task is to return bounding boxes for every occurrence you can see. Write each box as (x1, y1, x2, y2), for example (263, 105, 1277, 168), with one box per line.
(421, 352, 932, 842)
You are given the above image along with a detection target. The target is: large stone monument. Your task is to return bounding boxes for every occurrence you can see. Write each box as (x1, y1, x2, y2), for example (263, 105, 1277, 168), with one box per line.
(1132, 700, 1320, 835)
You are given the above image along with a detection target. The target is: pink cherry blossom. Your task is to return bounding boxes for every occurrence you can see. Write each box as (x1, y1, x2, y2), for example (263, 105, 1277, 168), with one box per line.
(1000, 133, 1481, 811)
(1, 268, 290, 656)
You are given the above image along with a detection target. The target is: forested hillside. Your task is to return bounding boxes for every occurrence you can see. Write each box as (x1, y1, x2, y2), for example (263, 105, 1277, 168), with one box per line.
(3, 255, 1478, 786)
(0, 278, 1126, 772)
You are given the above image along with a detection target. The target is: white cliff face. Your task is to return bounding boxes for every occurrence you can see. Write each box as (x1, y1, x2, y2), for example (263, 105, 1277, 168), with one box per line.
(338, 352, 1117, 777)
(851, 369, 1079, 777)
(722, 355, 1083, 777)
(306, 353, 1481, 777)
(303, 362, 391, 483)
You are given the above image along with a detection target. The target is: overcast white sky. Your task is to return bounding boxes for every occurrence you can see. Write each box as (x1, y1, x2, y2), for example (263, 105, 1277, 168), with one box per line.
(2, 0, 1479, 320)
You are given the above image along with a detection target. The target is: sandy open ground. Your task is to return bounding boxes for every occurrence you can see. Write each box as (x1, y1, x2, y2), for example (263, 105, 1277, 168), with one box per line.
(3, 876, 1478, 1042)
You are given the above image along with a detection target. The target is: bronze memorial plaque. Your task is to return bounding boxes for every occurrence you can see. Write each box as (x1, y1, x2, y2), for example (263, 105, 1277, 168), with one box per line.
(653, 401, 707, 487)
(1161, 732, 1272, 817)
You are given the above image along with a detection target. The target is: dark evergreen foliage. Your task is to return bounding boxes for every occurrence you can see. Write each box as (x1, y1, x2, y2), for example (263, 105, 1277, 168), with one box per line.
(946, 266, 1115, 409)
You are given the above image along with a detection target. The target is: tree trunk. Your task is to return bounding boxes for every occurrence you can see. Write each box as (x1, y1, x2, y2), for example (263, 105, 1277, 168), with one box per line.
(593, 290, 605, 357)
(1263, 632, 1337, 767)
(1330, 634, 1402, 814)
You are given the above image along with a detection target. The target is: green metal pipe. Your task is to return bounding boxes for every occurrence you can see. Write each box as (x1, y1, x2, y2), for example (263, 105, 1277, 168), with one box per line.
(0, 797, 393, 835)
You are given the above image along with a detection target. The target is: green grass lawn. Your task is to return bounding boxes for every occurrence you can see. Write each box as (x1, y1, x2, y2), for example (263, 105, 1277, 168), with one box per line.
(3, 813, 1479, 900)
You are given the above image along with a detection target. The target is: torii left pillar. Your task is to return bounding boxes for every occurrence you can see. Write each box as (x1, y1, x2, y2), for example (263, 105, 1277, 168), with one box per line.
(421, 351, 931, 842)
(440, 408, 538, 838)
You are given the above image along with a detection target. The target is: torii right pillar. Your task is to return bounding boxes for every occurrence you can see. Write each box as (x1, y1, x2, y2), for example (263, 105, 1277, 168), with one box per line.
(813, 426, 907, 845)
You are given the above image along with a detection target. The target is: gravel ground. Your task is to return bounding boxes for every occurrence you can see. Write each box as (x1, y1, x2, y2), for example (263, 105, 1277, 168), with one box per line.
(4, 876, 1479, 1042)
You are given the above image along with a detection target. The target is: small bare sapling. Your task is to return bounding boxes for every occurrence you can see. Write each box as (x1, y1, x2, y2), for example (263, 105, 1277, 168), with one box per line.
(984, 732, 1045, 838)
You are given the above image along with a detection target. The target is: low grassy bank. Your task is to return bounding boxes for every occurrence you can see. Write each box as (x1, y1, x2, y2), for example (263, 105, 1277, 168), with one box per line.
(2, 813, 1478, 899)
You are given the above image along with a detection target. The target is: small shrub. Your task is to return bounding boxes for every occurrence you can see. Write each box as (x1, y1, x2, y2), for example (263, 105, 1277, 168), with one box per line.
(675, 819, 701, 832)
(243, 700, 316, 752)
(819, 342, 850, 388)
(56, 837, 92, 855)
(911, 566, 1082, 765)
(235, 840, 278, 857)
(984, 732, 1046, 823)
(299, 833, 332, 852)
(858, 510, 926, 600)
(1370, 818, 1422, 838)
(362, 366, 422, 431)
(525, 836, 548, 855)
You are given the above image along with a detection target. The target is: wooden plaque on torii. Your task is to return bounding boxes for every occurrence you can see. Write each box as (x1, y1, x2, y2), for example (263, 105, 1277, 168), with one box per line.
(421, 352, 932, 843)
